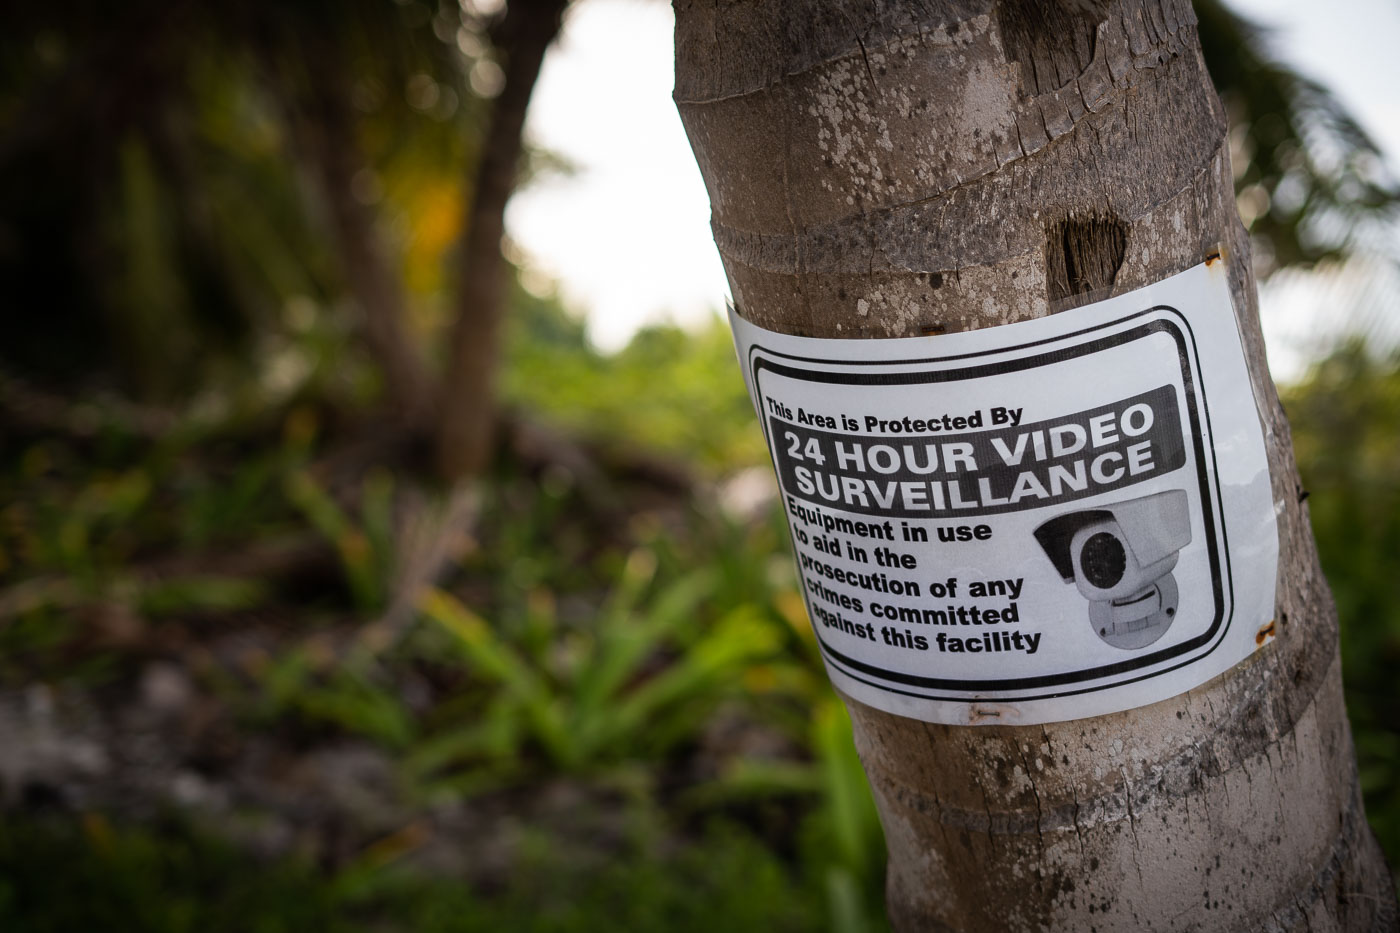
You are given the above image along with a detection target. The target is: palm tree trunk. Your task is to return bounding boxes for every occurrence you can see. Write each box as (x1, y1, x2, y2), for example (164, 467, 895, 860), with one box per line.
(675, 0, 1398, 928)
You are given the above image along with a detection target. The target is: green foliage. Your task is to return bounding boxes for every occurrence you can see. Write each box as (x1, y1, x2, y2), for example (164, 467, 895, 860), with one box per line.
(504, 297, 766, 474)
(0, 816, 349, 933)
(0, 816, 830, 933)
(1282, 343, 1400, 859)
(0, 0, 495, 396)
(284, 468, 398, 613)
(413, 555, 779, 780)
(0, 382, 888, 926)
(1196, 0, 1399, 269)
(808, 700, 888, 933)
(257, 650, 420, 749)
(0, 434, 286, 684)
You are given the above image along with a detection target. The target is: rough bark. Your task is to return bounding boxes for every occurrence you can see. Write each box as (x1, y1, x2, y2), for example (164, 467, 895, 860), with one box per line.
(436, 0, 569, 480)
(674, 0, 1398, 929)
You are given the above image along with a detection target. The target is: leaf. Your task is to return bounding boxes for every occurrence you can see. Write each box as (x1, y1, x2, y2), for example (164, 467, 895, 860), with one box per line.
(419, 588, 574, 765)
(573, 568, 714, 719)
(598, 606, 780, 757)
(284, 470, 384, 610)
(813, 700, 882, 875)
(136, 575, 269, 615)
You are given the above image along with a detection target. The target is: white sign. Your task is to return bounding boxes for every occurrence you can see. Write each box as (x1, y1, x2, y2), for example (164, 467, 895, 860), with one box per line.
(730, 262, 1279, 725)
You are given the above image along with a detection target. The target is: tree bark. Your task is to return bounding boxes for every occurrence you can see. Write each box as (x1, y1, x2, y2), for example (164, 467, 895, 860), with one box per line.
(436, 0, 569, 480)
(674, 0, 1398, 929)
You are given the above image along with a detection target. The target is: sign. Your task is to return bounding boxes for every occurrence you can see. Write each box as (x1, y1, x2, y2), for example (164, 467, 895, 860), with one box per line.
(730, 262, 1278, 725)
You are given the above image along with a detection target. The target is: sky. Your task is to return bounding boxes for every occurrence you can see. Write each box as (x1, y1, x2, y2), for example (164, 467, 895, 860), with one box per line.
(505, 0, 719, 351)
(506, 0, 1400, 375)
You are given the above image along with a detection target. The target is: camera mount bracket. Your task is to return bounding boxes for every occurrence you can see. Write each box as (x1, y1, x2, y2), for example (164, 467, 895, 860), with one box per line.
(1089, 574, 1179, 650)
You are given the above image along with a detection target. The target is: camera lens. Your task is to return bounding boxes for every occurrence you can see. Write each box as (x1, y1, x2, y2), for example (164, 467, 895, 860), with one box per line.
(1080, 532, 1126, 589)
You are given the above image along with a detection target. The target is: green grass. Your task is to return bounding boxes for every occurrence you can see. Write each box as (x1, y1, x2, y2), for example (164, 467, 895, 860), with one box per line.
(0, 815, 841, 933)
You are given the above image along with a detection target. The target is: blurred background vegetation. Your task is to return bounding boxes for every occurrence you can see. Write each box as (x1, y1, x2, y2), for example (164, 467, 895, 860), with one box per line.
(0, 0, 1396, 930)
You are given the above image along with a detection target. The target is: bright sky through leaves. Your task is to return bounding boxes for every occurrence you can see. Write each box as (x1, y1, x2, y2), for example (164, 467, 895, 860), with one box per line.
(507, 0, 1400, 372)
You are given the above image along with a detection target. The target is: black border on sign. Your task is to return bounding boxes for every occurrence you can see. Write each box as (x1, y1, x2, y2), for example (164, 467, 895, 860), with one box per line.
(748, 305, 1235, 701)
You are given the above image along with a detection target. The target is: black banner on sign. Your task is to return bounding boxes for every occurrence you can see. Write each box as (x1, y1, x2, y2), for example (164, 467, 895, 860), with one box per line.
(769, 385, 1185, 519)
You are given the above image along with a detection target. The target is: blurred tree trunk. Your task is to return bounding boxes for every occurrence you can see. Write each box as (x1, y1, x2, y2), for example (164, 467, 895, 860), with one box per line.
(293, 43, 438, 431)
(436, 0, 570, 480)
(674, 0, 1398, 929)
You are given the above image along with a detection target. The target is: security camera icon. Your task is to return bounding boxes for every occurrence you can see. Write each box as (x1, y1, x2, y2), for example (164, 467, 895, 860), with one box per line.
(1033, 489, 1193, 650)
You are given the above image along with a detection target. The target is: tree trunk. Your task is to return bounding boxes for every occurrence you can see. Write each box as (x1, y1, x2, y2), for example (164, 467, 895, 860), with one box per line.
(674, 0, 1398, 929)
(436, 0, 569, 480)
(292, 45, 439, 431)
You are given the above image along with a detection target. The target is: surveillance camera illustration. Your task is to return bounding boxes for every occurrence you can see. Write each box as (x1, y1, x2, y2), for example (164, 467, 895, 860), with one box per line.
(1033, 489, 1193, 650)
